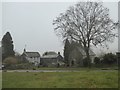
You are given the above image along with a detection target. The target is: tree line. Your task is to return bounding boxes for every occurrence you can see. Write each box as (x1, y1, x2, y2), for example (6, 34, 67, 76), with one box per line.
(1, 2, 118, 68)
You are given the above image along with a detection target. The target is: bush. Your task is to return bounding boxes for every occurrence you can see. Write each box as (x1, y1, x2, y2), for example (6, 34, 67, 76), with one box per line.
(33, 68, 36, 70)
(83, 57, 88, 67)
(94, 57, 100, 65)
(14, 63, 32, 69)
(102, 53, 117, 65)
(3, 57, 18, 66)
(4, 63, 35, 70)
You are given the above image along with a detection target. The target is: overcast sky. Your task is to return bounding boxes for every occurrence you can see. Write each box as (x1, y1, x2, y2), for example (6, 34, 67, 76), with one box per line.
(1, 1, 118, 56)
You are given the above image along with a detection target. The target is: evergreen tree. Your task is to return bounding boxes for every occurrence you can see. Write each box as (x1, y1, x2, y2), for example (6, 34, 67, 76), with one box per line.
(2, 32, 15, 60)
(63, 39, 70, 66)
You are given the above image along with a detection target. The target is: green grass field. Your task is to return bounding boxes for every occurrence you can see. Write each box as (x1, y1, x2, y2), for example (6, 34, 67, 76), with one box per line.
(2, 70, 118, 88)
(0, 72, 2, 89)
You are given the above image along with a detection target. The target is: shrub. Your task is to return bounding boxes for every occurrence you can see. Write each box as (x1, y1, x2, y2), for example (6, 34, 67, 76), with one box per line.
(33, 68, 36, 70)
(102, 53, 117, 65)
(3, 57, 18, 65)
(83, 57, 88, 67)
(94, 57, 100, 65)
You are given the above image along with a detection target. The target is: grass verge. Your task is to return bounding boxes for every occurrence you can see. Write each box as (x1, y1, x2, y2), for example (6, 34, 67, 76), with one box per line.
(2, 70, 118, 88)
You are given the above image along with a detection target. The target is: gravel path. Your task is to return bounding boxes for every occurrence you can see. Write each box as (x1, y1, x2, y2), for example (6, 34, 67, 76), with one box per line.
(2, 69, 117, 72)
(3, 70, 80, 72)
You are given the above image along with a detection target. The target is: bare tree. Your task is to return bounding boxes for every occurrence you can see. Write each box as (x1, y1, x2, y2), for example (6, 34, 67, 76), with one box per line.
(53, 2, 117, 67)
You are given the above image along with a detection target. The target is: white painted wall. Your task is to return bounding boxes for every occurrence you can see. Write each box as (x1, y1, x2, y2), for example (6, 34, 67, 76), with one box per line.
(26, 57, 40, 66)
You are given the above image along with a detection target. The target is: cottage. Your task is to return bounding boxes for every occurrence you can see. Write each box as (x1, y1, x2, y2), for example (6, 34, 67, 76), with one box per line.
(40, 51, 64, 67)
(21, 49, 40, 66)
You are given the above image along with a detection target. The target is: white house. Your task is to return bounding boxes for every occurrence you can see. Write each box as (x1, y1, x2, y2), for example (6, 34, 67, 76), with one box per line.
(21, 49, 40, 66)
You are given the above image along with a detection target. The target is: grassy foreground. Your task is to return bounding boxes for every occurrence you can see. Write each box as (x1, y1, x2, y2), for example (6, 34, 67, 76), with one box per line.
(0, 72, 2, 89)
(2, 70, 118, 88)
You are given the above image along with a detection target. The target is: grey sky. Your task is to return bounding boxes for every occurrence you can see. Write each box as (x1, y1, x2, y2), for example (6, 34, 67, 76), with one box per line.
(118, 1, 120, 52)
(1, 2, 118, 56)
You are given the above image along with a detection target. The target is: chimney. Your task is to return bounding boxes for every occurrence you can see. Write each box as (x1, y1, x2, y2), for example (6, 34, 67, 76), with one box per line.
(24, 48, 26, 53)
(58, 52, 60, 55)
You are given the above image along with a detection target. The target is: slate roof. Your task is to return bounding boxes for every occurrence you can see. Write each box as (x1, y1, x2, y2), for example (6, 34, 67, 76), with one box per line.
(41, 51, 61, 59)
(70, 41, 95, 56)
(76, 46, 95, 56)
(42, 55, 58, 59)
(46, 52, 57, 55)
(25, 52, 40, 57)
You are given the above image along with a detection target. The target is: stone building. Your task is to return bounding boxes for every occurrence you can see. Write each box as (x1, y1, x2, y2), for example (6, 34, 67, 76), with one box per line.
(68, 41, 95, 67)
(40, 51, 64, 67)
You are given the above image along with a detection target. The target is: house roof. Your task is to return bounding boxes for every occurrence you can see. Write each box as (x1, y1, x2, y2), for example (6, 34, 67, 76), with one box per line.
(70, 41, 95, 56)
(46, 52, 57, 55)
(76, 46, 95, 56)
(41, 54, 58, 59)
(25, 52, 40, 57)
(41, 51, 63, 59)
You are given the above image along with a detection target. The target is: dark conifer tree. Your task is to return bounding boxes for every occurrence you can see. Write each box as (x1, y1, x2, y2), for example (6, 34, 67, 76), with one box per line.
(63, 39, 70, 66)
(2, 32, 15, 60)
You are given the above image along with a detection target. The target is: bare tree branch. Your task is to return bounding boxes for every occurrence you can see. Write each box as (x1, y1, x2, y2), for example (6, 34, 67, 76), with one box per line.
(53, 2, 117, 67)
